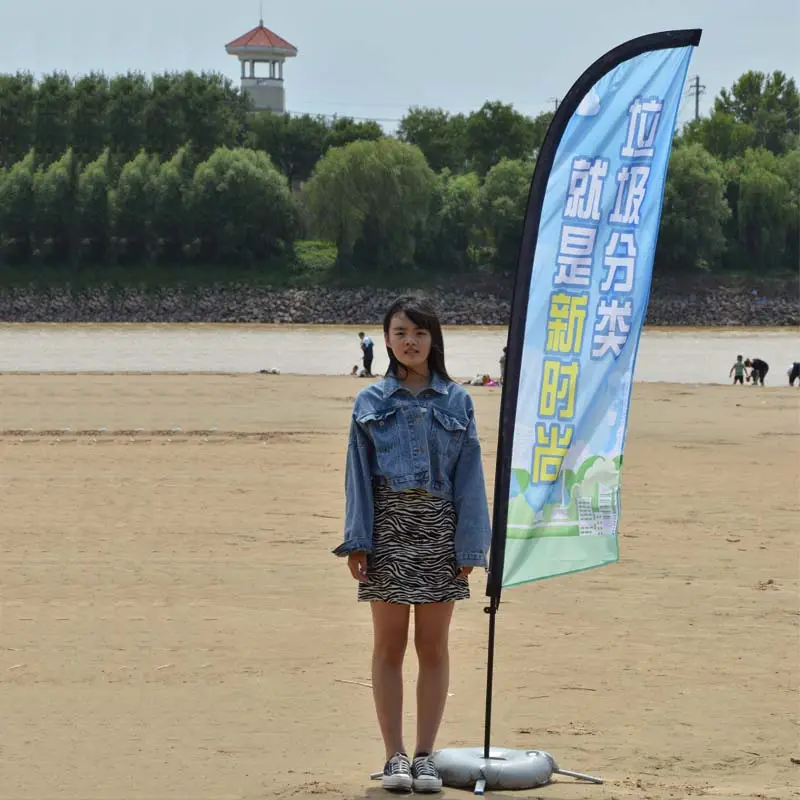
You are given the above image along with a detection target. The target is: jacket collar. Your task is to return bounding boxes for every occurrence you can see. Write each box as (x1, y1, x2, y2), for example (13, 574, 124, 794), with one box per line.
(383, 371, 449, 398)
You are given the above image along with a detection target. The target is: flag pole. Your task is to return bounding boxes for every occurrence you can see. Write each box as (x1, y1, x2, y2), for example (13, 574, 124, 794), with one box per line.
(481, 596, 499, 758)
(480, 28, 703, 765)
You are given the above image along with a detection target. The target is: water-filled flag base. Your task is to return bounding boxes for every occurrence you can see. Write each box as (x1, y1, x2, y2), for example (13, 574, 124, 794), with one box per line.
(370, 747, 602, 794)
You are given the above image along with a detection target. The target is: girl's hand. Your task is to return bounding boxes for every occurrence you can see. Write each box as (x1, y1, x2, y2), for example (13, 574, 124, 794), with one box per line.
(348, 551, 369, 583)
(458, 566, 474, 579)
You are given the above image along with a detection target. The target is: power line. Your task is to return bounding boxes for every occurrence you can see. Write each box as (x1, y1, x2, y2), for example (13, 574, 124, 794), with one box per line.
(285, 110, 403, 124)
(287, 83, 704, 128)
(285, 98, 560, 126)
(288, 100, 413, 110)
(674, 90, 693, 130)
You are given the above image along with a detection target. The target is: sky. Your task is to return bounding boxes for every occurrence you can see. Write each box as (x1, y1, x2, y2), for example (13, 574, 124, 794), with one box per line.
(1, 0, 798, 131)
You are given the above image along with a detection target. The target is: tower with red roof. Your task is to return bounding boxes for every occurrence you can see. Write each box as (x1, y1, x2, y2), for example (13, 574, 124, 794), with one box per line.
(225, 17, 298, 112)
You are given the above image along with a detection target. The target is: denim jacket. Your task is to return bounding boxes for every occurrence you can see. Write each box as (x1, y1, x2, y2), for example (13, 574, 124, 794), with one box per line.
(333, 373, 491, 567)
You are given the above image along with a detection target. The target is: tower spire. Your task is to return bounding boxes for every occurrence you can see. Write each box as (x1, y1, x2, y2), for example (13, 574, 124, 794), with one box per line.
(259, 0, 263, 26)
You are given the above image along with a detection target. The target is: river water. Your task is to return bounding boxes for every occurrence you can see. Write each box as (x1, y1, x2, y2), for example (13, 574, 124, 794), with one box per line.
(0, 324, 797, 384)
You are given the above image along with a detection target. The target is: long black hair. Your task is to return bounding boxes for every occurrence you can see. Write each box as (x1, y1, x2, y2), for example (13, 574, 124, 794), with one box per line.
(383, 295, 452, 382)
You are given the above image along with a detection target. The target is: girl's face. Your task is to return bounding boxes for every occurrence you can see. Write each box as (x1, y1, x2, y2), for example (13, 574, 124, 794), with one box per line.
(386, 311, 432, 373)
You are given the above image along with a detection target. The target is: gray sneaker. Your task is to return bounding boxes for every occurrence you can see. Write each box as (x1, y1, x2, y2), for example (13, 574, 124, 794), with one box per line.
(382, 752, 412, 792)
(411, 753, 442, 793)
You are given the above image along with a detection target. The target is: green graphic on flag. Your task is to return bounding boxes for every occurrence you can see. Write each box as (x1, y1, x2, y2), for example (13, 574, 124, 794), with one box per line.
(507, 455, 623, 539)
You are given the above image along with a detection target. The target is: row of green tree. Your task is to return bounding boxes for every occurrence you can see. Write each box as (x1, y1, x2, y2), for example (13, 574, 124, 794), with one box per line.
(0, 147, 293, 267)
(0, 71, 388, 173)
(0, 69, 796, 276)
(2, 69, 794, 174)
(0, 70, 552, 181)
(1, 136, 796, 275)
(666, 70, 798, 273)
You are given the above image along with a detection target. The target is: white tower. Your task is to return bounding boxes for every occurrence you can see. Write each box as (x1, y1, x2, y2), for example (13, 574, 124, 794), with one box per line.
(225, 18, 298, 113)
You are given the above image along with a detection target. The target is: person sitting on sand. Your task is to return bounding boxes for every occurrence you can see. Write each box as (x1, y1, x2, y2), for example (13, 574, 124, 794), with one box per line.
(462, 374, 492, 386)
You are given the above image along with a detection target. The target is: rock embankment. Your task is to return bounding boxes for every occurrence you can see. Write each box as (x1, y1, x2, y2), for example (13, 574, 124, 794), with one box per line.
(0, 279, 796, 326)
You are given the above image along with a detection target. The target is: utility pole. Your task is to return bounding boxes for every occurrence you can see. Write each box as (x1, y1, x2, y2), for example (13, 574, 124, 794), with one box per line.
(686, 75, 706, 121)
(548, 97, 560, 112)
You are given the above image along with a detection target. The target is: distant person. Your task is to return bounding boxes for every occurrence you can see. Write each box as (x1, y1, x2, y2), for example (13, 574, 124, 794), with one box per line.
(745, 358, 769, 386)
(499, 346, 507, 383)
(787, 362, 800, 386)
(358, 331, 374, 376)
(729, 354, 746, 385)
(464, 374, 492, 386)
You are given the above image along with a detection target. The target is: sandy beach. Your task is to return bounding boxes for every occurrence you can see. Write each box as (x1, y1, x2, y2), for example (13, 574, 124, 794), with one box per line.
(1, 374, 797, 800)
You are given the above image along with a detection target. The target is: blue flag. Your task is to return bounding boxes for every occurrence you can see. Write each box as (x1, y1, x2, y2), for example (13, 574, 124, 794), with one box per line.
(488, 31, 701, 593)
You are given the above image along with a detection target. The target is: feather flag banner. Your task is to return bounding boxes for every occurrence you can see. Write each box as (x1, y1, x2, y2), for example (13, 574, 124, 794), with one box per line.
(487, 31, 701, 593)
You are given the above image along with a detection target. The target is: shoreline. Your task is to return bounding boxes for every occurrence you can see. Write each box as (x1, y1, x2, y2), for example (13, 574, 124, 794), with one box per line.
(2, 328, 796, 382)
(0, 372, 795, 390)
(1, 320, 799, 333)
(0, 282, 797, 326)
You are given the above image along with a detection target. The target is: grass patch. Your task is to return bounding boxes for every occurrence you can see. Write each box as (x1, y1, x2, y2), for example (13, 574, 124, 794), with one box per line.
(0, 246, 795, 294)
(0, 243, 335, 290)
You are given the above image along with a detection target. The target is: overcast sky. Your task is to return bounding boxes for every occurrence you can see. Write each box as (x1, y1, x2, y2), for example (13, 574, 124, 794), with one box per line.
(1, 0, 797, 130)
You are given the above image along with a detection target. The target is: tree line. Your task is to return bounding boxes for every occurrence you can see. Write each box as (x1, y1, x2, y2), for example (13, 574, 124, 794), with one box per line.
(0, 68, 796, 279)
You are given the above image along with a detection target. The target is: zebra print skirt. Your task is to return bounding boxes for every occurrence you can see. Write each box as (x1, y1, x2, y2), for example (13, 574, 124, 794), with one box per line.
(358, 484, 470, 605)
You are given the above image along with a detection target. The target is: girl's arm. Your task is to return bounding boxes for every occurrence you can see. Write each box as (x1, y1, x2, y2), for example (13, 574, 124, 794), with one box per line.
(332, 417, 375, 556)
(452, 408, 492, 568)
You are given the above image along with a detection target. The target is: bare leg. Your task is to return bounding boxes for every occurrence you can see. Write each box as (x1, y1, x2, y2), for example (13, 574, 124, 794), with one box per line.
(371, 601, 411, 759)
(413, 601, 455, 755)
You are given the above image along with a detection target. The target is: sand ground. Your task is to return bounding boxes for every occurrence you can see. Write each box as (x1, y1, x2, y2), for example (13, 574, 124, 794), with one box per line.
(0, 374, 798, 800)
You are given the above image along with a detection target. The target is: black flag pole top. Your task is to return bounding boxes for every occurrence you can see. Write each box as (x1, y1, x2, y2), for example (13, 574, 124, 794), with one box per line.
(481, 29, 702, 761)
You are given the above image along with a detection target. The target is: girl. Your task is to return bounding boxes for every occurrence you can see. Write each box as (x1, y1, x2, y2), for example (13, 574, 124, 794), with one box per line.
(333, 295, 492, 793)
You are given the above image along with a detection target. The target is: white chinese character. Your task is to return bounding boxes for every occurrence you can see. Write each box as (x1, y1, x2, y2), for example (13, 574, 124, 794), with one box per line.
(609, 165, 650, 225)
(560, 225, 597, 257)
(621, 98, 663, 159)
(555, 256, 591, 287)
(600, 232, 637, 292)
(565, 158, 609, 221)
(592, 298, 633, 358)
